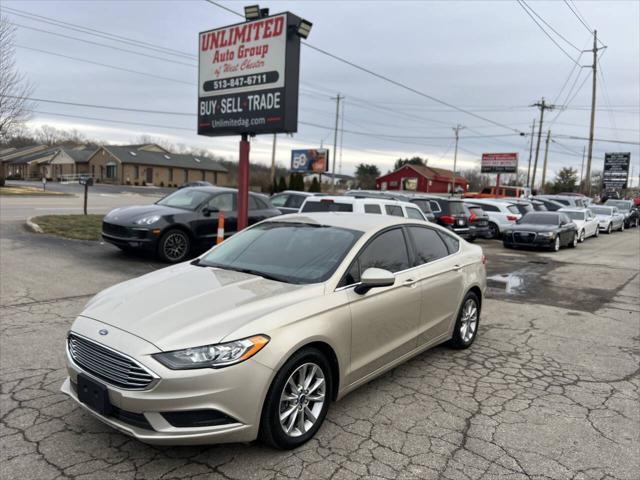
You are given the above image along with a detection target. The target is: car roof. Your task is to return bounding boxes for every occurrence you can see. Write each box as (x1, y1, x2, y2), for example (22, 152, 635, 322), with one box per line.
(304, 196, 419, 208)
(188, 186, 269, 199)
(263, 212, 423, 232)
(464, 198, 514, 205)
(558, 207, 589, 212)
(276, 190, 315, 196)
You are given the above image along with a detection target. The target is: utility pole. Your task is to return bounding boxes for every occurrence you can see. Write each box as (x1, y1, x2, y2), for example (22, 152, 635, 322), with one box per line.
(530, 98, 558, 191)
(331, 94, 343, 192)
(450, 124, 464, 196)
(540, 130, 551, 193)
(579, 146, 586, 187)
(269, 133, 277, 187)
(526, 118, 536, 189)
(585, 30, 604, 197)
(338, 101, 345, 176)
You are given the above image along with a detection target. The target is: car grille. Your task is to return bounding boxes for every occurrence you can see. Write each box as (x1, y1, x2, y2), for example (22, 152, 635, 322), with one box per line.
(514, 231, 536, 243)
(102, 222, 135, 238)
(68, 334, 155, 390)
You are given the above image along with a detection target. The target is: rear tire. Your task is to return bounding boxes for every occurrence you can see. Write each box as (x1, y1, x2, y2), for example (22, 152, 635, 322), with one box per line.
(158, 229, 191, 263)
(620, 223, 625, 232)
(259, 348, 332, 450)
(595, 228, 599, 238)
(447, 291, 480, 349)
(607, 223, 612, 234)
(488, 222, 500, 239)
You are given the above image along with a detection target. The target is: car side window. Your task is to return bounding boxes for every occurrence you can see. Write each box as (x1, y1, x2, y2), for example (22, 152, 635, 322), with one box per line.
(207, 193, 233, 211)
(248, 195, 259, 210)
(286, 194, 305, 209)
(429, 200, 441, 212)
(408, 227, 449, 265)
(344, 229, 410, 285)
(411, 199, 432, 213)
(479, 204, 498, 212)
(364, 204, 382, 214)
(270, 194, 288, 207)
(437, 231, 460, 254)
(255, 197, 269, 209)
(385, 205, 404, 217)
(406, 207, 425, 220)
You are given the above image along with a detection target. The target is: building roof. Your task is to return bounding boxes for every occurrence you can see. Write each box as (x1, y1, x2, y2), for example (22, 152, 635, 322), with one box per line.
(8, 148, 59, 165)
(102, 146, 228, 173)
(0, 145, 48, 162)
(60, 147, 95, 163)
(377, 164, 467, 184)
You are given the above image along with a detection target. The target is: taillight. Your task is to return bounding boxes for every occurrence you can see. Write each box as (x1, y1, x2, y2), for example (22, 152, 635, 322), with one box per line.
(440, 215, 455, 225)
(507, 215, 518, 221)
(469, 212, 477, 222)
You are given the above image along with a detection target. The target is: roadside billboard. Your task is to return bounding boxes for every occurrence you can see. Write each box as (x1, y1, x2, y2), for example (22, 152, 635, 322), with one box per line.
(198, 13, 301, 137)
(290, 149, 329, 173)
(602, 152, 630, 190)
(481, 153, 519, 174)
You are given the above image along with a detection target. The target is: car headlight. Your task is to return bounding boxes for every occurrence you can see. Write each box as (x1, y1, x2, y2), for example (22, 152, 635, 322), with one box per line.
(134, 215, 161, 225)
(152, 335, 270, 369)
(537, 231, 556, 238)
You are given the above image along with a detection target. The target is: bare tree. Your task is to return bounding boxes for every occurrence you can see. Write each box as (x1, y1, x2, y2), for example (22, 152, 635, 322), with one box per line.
(0, 15, 34, 141)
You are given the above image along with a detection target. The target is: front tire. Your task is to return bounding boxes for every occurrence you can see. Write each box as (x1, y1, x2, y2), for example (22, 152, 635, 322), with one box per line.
(260, 348, 332, 449)
(158, 229, 191, 263)
(595, 228, 599, 238)
(607, 223, 612, 234)
(568, 232, 578, 248)
(620, 222, 625, 232)
(447, 291, 480, 349)
(551, 236, 561, 252)
(579, 230, 585, 242)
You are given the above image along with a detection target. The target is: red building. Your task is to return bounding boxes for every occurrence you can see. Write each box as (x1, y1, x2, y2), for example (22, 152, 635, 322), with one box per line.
(375, 164, 468, 194)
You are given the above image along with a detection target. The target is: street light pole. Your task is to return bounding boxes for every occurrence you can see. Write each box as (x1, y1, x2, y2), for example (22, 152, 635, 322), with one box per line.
(331, 94, 343, 192)
(450, 124, 464, 196)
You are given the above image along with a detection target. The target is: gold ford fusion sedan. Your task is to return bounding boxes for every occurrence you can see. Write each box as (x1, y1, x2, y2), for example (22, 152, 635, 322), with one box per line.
(61, 213, 486, 449)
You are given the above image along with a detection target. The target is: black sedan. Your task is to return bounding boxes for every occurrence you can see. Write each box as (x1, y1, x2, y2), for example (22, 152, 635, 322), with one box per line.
(102, 187, 281, 262)
(502, 212, 578, 252)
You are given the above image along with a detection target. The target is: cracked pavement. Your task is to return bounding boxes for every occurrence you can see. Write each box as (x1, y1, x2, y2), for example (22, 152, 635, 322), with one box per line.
(1, 214, 638, 479)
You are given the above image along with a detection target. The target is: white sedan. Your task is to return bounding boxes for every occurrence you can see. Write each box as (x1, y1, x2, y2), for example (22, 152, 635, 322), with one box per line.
(559, 208, 600, 242)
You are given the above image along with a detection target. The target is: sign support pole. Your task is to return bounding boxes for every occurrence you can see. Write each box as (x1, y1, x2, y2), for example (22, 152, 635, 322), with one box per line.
(238, 133, 250, 231)
(495, 173, 501, 196)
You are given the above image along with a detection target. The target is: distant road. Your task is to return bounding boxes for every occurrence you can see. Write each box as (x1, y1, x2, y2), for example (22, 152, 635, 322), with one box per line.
(5, 180, 175, 197)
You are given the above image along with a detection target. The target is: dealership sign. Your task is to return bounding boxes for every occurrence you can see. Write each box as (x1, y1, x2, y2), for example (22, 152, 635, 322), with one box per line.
(198, 13, 301, 136)
(481, 153, 519, 174)
(290, 149, 329, 172)
(603, 152, 631, 190)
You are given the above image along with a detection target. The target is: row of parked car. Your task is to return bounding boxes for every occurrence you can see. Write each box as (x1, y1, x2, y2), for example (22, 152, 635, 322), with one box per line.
(100, 186, 639, 262)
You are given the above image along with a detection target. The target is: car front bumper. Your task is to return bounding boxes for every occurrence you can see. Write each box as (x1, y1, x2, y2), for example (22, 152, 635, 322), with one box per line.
(101, 221, 159, 251)
(503, 232, 557, 248)
(61, 317, 274, 445)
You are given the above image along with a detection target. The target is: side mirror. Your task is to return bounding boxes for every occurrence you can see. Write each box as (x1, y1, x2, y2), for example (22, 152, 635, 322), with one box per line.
(202, 206, 218, 217)
(354, 268, 395, 295)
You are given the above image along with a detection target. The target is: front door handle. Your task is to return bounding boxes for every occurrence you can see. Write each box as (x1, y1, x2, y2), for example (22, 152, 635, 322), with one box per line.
(453, 264, 463, 272)
(403, 278, 417, 287)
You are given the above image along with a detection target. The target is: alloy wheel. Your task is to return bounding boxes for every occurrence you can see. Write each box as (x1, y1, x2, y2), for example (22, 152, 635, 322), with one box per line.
(607, 224, 612, 234)
(579, 230, 585, 242)
(554, 237, 560, 251)
(163, 232, 188, 261)
(595, 228, 599, 238)
(459, 298, 478, 343)
(573, 234, 578, 247)
(488, 223, 499, 239)
(279, 363, 326, 438)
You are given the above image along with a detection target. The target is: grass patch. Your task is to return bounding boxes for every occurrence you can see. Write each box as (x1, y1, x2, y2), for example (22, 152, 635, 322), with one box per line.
(32, 214, 104, 241)
(0, 186, 68, 196)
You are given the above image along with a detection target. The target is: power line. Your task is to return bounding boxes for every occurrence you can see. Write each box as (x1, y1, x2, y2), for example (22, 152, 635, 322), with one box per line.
(205, 0, 524, 134)
(520, 0, 581, 52)
(13, 23, 197, 68)
(3, 6, 196, 60)
(15, 45, 194, 86)
(554, 134, 640, 145)
(516, 0, 582, 66)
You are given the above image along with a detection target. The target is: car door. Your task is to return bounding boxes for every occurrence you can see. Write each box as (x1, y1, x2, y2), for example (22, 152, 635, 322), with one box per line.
(585, 211, 598, 236)
(343, 228, 421, 385)
(196, 192, 236, 242)
(248, 195, 269, 225)
(406, 226, 465, 344)
(558, 214, 574, 243)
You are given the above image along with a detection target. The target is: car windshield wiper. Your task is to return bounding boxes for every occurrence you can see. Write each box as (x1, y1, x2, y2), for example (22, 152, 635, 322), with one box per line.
(198, 262, 290, 283)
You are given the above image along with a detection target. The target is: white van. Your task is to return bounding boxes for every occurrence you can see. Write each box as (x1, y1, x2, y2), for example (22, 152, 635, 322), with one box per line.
(299, 196, 428, 221)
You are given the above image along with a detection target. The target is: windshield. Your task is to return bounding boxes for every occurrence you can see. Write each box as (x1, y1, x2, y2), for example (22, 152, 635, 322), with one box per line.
(590, 207, 612, 215)
(448, 201, 465, 215)
(199, 222, 362, 284)
(521, 213, 559, 225)
(563, 211, 585, 221)
(301, 200, 354, 212)
(157, 189, 212, 210)
(605, 200, 630, 210)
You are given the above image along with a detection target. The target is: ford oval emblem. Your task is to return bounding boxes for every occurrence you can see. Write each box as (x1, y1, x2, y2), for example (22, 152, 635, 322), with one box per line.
(99, 329, 109, 336)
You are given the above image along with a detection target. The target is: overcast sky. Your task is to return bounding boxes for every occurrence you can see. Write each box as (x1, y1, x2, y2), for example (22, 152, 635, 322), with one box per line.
(5, 0, 640, 185)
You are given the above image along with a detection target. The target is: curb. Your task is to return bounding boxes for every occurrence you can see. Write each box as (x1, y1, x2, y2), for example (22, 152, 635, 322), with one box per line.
(25, 216, 44, 234)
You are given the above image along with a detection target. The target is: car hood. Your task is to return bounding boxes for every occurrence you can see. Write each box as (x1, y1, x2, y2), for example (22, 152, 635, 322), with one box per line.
(103, 204, 188, 224)
(506, 224, 561, 232)
(594, 214, 613, 221)
(79, 263, 322, 351)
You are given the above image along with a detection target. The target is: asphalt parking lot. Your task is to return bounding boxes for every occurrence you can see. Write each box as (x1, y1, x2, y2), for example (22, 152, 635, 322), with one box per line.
(1, 200, 638, 479)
